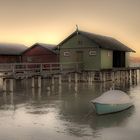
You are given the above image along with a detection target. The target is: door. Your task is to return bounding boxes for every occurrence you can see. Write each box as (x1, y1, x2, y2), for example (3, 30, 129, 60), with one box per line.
(113, 51, 125, 68)
(76, 51, 83, 71)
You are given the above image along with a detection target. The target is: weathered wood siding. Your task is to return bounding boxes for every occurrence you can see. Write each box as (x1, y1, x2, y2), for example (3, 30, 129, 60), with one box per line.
(22, 45, 59, 63)
(60, 34, 101, 70)
(101, 49, 113, 69)
(125, 52, 130, 67)
(0, 55, 21, 63)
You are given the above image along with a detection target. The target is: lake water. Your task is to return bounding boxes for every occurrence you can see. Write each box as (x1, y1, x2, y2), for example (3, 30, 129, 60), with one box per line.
(0, 78, 139, 140)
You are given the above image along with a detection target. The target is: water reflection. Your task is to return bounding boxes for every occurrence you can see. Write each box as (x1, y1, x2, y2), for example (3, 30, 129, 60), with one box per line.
(37, 88, 41, 101)
(0, 79, 138, 140)
(89, 106, 135, 130)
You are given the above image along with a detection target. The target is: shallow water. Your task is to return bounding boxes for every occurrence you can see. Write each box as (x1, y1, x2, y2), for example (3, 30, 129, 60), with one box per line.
(0, 78, 139, 140)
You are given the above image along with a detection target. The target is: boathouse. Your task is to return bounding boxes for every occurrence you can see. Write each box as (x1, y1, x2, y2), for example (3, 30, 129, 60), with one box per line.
(0, 43, 27, 63)
(22, 43, 59, 63)
(58, 30, 135, 71)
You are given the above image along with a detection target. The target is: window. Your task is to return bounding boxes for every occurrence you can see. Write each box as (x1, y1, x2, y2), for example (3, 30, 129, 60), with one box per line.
(89, 50, 96, 56)
(64, 51, 70, 57)
(27, 57, 32, 62)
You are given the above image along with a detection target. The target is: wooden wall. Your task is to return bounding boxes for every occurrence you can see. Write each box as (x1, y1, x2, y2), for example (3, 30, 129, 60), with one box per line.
(0, 55, 21, 63)
(22, 45, 59, 63)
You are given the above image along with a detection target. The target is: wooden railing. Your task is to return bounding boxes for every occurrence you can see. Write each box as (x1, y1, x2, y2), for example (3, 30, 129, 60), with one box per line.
(0, 62, 82, 74)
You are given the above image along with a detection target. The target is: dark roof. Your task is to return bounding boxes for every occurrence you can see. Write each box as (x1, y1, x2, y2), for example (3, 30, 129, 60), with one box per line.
(22, 43, 58, 54)
(58, 30, 135, 52)
(0, 43, 28, 55)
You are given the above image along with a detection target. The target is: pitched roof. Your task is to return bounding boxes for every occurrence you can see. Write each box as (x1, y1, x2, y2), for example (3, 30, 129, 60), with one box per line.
(0, 43, 28, 55)
(22, 43, 58, 54)
(58, 30, 135, 52)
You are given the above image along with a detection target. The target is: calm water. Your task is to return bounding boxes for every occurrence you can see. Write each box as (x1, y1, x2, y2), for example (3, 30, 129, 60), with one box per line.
(0, 78, 139, 140)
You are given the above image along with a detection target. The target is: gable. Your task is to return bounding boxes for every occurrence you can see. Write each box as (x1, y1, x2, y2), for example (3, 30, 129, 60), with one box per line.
(60, 34, 98, 49)
(59, 30, 135, 52)
(23, 45, 56, 56)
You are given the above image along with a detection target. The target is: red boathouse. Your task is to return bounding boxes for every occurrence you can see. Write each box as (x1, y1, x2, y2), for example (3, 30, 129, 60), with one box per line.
(22, 43, 59, 63)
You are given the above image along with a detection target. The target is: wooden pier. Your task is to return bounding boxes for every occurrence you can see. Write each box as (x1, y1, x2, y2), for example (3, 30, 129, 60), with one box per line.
(0, 63, 139, 91)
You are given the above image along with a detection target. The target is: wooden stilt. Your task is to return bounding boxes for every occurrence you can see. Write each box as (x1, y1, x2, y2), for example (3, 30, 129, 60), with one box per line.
(9, 79, 14, 92)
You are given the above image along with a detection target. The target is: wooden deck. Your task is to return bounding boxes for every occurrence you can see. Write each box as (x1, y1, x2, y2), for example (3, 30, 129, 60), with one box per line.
(0, 62, 139, 92)
(0, 63, 81, 78)
(0, 63, 139, 82)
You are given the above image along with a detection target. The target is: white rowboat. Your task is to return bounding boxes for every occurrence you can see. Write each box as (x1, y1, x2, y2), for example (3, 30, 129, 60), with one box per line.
(91, 90, 133, 115)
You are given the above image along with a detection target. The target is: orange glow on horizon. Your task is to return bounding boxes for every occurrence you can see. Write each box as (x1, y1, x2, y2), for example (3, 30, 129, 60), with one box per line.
(0, 0, 139, 57)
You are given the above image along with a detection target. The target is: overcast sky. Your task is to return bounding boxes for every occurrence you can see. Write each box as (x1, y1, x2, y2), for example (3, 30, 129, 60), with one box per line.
(0, 0, 139, 56)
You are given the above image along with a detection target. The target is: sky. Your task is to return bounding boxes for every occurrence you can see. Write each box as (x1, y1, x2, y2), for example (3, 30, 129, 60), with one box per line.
(0, 0, 140, 56)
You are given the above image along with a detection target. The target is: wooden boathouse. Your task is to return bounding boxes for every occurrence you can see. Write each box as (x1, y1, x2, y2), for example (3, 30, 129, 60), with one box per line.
(56, 29, 137, 83)
(58, 30, 135, 70)
(0, 30, 138, 91)
(22, 43, 59, 63)
(0, 43, 27, 63)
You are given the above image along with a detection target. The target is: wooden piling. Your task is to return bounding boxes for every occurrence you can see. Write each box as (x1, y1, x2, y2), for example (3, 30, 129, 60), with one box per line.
(58, 75, 62, 85)
(38, 76, 41, 88)
(75, 73, 78, 84)
(51, 75, 55, 85)
(31, 77, 35, 88)
(68, 74, 71, 83)
(3, 78, 7, 92)
(9, 79, 14, 92)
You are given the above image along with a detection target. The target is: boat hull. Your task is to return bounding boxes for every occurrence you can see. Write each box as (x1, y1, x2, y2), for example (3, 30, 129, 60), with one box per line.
(93, 102, 133, 115)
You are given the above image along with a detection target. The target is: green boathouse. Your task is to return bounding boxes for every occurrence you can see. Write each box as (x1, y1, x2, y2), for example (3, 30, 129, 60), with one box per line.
(58, 30, 135, 71)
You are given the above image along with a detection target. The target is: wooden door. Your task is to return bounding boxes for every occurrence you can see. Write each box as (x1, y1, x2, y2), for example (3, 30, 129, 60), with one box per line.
(76, 51, 83, 70)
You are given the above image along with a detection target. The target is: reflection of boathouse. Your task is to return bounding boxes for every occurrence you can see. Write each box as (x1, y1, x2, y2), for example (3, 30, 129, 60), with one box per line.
(58, 30, 135, 71)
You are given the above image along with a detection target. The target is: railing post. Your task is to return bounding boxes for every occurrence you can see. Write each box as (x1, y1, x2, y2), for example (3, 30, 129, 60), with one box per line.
(38, 76, 42, 88)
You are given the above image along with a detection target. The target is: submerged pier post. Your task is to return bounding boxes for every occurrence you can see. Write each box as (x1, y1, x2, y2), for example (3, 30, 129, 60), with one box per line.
(58, 75, 62, 85)
(9, 79, 14, 92)
(88, 72, 91, 84)
(38, 76, 42, 88)
(112, 71, 115, 83)
(74, 73, 78, 84)
(31, 77, 35, 88)
(51, 75, 55, 85)
(139, 69, 140, 81)
(68, 74, 71, 83)
(3, 78, 7, 92)
(128, 70, 131, 85)
(131, 69, 135, 85)
(136, 70, 138, 84)
(102, 72, 106, 82)
(82, 73, 85, 82)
